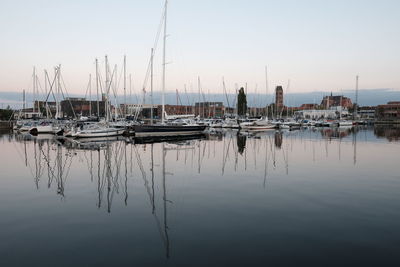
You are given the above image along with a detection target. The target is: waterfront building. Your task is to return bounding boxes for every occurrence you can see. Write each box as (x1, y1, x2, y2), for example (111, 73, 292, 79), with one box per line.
(376, 101, 400, 120)
(294, 109, 338, 119)
(358, 106, 376, 119)
(298, 103, 319, 110)
(194, 102, 224, 118)
(321, 94, 353, 109)
(159, 104, 194, 117)
(60, 97, 106, 118)
(122, 104, 158, 119)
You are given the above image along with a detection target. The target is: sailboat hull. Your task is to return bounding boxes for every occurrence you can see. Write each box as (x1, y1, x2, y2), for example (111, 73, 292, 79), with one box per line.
(134, 125, 206, 137)
(75, 128, 125, 138)
(242, 125, 276, 131)
(29, 125, 59, 135)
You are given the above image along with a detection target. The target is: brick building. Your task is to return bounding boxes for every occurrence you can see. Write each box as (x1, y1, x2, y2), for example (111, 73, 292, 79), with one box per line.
(321, 94, 353, 109)
(376, 101, 400, 120)
(61, 97, 106, 118)
(298, 103, 319, 110)
(158, 105, 193, 117)
(194, 102, 224, 118)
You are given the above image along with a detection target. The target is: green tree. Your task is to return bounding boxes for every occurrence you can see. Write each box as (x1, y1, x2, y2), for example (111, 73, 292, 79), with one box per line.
(0, 108, 13, 120)
(237, 87, 247, 116)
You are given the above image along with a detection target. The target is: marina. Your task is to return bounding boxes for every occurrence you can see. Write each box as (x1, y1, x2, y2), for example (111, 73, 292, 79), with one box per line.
(1, 0, 400, 266)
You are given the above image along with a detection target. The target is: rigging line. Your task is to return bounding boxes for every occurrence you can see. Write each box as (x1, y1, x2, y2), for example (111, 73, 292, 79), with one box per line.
(44, 68, 59, 103)
(97, 66, 105, 96)
(12, 139, 35, 179)
(43, 71, 57, 117)
(40, 147, 57, 186)
(59, 72, 77, 119)
(61, 148, 74, 188)
(141, 2, 166, 94)
(84, 75, 91, 99)
(35, 75, 46, 96)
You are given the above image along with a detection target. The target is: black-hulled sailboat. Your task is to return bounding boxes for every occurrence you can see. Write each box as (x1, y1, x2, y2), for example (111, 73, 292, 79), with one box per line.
(134, 0, 206, 138)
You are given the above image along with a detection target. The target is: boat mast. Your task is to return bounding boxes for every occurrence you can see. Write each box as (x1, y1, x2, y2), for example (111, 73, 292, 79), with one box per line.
(33, 67, 36, 113)
(198, 76, 201, 118)
(96, 58, 100, 118)
(23, 89, 26, 111)
(124, 55, 127, 117)
(184, 84, 189, 115)
(129, 74, 132, 115)
(265, 66, 268, 119)
(114, 64, 118, 120)
(56, 65, 61, 119)
(161, 0, 168, 124)
(339, 90, 343, 120)
(89, 74, 92, 117)
(355, 75, 359, 120)
(44, 70, 49, 118)
(105, 55, 109, 122)
(150, 48, 154, 125)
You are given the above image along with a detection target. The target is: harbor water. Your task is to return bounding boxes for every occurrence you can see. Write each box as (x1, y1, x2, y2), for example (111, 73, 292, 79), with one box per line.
(0, 126, 399, 266)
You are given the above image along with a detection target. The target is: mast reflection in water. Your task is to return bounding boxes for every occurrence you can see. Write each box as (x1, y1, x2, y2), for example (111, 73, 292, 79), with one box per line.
(0, 126, 399, 266)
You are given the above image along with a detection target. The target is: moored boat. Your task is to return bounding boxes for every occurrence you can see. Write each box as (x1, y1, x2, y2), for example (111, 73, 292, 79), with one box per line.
(134, 124, 206, 137)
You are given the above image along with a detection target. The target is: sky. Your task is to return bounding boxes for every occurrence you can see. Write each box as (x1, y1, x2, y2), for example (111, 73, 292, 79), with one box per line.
(0, 0, 399, 97)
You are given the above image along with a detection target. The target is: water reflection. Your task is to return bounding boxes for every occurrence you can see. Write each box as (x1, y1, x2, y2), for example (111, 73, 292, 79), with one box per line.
(13, 126, 397, 205)
(3, 126, 400, 264)
(374, 125, 400, 142)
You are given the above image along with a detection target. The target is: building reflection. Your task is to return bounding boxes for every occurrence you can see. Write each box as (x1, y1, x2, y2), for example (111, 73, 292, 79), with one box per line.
(7, 125, 400, 259)
(374, 125, 400, 142)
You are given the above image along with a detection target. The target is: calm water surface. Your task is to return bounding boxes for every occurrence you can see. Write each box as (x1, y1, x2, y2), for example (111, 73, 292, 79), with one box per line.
(0, 126, 399, 266)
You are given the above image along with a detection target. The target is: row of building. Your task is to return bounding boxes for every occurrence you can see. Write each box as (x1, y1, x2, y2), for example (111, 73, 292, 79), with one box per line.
(15, 86, 400, 120)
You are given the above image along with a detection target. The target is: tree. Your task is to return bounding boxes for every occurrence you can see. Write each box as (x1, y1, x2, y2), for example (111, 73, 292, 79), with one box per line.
(0, 108, 13, 120)
(237, 87, 247, 116)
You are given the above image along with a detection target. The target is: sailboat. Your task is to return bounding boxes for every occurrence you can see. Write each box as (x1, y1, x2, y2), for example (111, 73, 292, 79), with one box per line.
(134, 0, 206, 138)
(240, 117, 276, 131)
(66, 57, 125, 138)
(28, 66, 63, 135)
(73, 123, 125, 138)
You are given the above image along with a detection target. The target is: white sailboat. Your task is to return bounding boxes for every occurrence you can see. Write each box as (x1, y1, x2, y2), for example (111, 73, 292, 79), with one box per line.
(73, 123, 125, 138)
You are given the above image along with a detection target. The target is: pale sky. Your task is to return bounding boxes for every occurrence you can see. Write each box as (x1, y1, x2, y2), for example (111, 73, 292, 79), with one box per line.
(0, 0, 399, 96)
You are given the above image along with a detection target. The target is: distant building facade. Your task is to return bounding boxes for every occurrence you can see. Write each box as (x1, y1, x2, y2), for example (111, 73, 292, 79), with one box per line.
(122, 104, 158, 119)
(159, 104, 194, 117)
(376, 101, 400, 120)
(321, 94, 353, 109)
(34, 100, 57, 114)
(194, 102, 224, 118)
(294, 109, 338, 119)
(358, 106, 376, 119)
(298, 103, 319, 110)
(60, 97, 106, 118)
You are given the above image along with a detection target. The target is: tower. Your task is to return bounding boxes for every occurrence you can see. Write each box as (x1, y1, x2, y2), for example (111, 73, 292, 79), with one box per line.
(275, 86, 284, 114)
